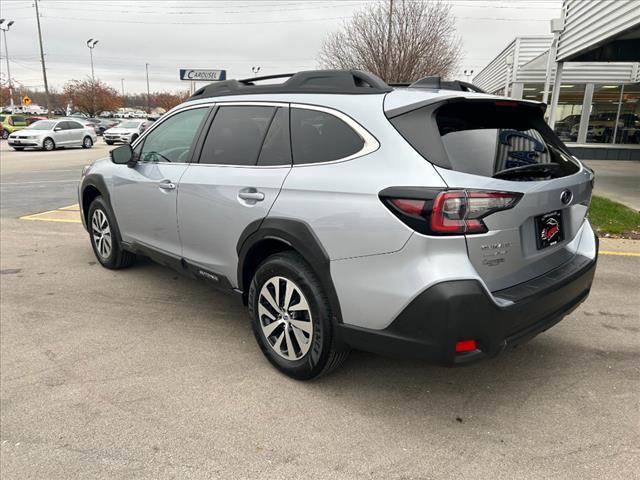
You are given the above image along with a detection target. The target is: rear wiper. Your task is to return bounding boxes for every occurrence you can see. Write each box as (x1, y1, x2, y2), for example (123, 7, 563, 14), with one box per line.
(493, 163, 562, 180)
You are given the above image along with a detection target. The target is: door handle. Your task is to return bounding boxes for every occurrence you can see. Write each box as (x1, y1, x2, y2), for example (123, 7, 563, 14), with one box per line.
(158, 181, 176, 191)
(238, 189, 265, 202)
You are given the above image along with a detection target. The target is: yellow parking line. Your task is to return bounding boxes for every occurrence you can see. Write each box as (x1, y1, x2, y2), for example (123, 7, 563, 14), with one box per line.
(20, 216, 82, 224)
(20, 204, 82, 224)
(599, 250, 640, 257)
(59, 203, 80, 211)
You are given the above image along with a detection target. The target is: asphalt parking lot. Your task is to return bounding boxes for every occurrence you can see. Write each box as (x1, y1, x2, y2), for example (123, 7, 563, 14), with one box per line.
(1, 142, 638, 479)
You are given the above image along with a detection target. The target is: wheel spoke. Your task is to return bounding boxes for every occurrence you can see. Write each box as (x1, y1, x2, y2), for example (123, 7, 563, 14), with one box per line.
(258, 303, 276, 322)
(261, 284, 280, 313)
(263, 319, 283, 337)
(284, 326, 297, 360)
(289, 319, 313, 334)
(288, 296, 310, 312)
(272, 331, 285, 352)
(291, 322, 309, 348)
(283, 280, 295, 311)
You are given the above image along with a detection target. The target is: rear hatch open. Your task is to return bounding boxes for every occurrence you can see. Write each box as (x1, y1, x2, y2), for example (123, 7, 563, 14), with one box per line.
(387, 96, 594, 291)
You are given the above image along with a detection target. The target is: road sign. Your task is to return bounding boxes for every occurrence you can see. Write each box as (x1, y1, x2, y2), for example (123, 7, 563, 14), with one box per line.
(179, 69, 226, 81)
(22, 95, 32, 106)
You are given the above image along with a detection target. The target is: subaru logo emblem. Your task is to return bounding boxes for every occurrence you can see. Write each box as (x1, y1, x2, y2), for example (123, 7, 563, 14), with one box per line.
(560, 189, 573, 205)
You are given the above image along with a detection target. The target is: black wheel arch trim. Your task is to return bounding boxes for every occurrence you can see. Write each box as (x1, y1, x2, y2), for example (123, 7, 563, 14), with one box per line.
(80, 173, 112, 230)
(237, 217, 343, 325)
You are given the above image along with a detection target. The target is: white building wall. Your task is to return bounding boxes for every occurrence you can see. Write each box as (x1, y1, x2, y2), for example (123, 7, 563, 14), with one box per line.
(556, 0, 640, 62)
(474, 36, 639, 95)
(473, 36, 551, 93)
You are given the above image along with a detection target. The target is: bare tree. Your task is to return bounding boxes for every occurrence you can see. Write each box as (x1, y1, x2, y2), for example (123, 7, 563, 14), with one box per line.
(318, 0, 461, 83)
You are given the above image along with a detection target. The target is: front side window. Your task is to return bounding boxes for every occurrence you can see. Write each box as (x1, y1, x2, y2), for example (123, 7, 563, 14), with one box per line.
(199, 106, 275, 166)
(68, 121, 84, 130)
(290, 108, 364, 165)
(139, 108, 207, 163)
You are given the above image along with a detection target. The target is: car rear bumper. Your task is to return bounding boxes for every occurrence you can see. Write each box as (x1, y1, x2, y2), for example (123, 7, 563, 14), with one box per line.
(338, 235, 598, 365)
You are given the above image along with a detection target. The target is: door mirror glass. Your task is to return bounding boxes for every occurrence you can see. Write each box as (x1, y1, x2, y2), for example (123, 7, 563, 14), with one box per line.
(111, 143, 134, 166)
(54, 127, 62, 131)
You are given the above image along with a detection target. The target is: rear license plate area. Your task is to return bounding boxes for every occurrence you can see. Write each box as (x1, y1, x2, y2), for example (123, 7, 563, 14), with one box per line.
(535, 210, 564, 250)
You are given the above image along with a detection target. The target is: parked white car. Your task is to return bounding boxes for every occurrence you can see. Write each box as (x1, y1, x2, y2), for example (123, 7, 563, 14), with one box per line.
(7, 119, 97, 151)
(103, 119, 146, 145)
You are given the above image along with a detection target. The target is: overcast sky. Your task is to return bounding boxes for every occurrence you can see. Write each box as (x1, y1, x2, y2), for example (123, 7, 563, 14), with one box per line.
(1, 0, 563, 95)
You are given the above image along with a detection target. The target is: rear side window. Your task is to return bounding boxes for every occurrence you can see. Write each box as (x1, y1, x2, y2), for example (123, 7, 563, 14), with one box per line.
(200, 106, 275, 166)
(391, 101, 580, 180)
(291, 108, 364, 165)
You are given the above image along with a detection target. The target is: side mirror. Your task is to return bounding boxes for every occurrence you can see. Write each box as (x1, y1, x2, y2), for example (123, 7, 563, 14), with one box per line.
(54, 127, 62, 132)
(110, 143, 136, 167)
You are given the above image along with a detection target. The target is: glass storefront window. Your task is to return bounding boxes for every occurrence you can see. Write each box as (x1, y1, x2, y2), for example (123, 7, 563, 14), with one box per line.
(617, 83, 639, 145)
(587, 83, 639, 145)
(552, 84, 585, 142)
(522, 83, 544, 102)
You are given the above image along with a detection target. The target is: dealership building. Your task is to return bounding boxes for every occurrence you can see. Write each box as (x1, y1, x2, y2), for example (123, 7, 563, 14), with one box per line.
(473, 0, 640, 159)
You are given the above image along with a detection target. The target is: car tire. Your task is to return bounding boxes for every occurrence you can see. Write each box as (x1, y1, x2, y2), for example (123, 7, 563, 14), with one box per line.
(87, 196, 136, 270)
(12, 147, 24, 151)
(82, 136, 93, 149)
(42, 137, 55, 151)
(105, 141, 114, 145)
(248, 251, 349, 380)
(1, 130, 8, 139)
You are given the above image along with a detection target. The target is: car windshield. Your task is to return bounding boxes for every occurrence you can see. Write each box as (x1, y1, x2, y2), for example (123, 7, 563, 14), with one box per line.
(28, 120, 56, 130)
(119, 121, 141, 128)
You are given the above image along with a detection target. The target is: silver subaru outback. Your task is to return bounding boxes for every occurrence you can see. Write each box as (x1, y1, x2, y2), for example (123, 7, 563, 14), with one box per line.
(79, 70, 598, 379)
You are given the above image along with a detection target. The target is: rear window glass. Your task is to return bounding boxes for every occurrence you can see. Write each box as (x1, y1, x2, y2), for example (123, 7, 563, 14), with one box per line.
(390, 101, 580, 181)
(291, 108, 364, 164)
(435, 102, 579, 180)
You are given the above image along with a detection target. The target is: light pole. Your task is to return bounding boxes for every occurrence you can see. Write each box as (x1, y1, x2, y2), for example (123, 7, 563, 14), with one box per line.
(86, 38, 98, 82)
(0, 19, 15, 107)
(251, 66, 261, 78)
(121, 78, 125, 100)
(87, 39, 98, 115)
(33, 0, 51, 117)
(145, 63, 150, 114)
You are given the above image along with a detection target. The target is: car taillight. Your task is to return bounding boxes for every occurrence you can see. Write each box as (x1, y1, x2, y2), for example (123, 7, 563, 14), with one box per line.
(383, 189, 522, 236)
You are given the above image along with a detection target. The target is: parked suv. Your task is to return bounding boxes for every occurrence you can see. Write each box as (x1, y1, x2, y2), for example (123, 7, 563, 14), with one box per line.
(79, 70, 598, 379)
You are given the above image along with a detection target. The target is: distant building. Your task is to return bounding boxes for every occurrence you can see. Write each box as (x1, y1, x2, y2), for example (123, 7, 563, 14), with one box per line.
(474, 0, 640, 160)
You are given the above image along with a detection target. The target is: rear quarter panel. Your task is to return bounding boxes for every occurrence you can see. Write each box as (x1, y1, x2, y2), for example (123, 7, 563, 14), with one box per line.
(268, 95, 447, 260)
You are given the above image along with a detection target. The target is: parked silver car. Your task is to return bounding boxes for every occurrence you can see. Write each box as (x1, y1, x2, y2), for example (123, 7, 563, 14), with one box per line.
(79, 70, 598, 379)
(103, 119, 146, 145)
(8, 119, 97, 151)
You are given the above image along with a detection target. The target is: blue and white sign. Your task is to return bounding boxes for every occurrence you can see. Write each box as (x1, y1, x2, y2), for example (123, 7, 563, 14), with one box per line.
(179, 69, 227, 81)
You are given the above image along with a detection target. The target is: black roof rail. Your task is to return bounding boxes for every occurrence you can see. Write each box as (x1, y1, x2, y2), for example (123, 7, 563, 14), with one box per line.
(408, 76, 486, 93)
(190, 69, 392, 99)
